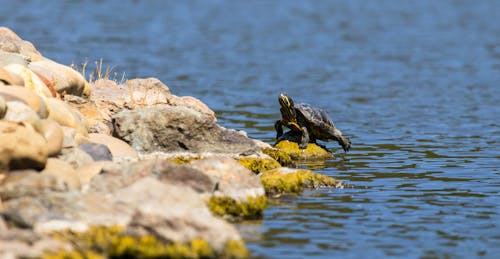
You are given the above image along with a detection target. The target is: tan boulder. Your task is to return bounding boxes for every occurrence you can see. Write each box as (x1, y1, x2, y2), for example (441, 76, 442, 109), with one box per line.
(0, 121, 48, 170)
(0, 50, 29, 67)
(33, 119, 64, 157)
(0, 85, 48, 118)
(75, 161, 115, 186)
(3, 64, 54, 98)
(88, 133, 138, 163)
(46, 97, 87, 134)
(3, 101, 40, 125)
(0, 95, 5, 119)
(60, 126, 88, 149)
(1, 67, 16, 85)
(167, 95, 216, 121)
(63, 94, 112, 134)
(0, 26, 43, 61)
(41, 158, 81, 189)
(29, 59, 90, 97)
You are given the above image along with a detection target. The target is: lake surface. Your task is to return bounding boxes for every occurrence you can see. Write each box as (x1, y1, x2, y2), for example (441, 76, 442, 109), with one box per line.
(2, 0, 499, 258)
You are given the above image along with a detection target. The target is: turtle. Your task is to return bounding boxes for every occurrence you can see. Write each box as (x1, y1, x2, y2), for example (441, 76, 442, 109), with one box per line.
(274, 93, 351, 152)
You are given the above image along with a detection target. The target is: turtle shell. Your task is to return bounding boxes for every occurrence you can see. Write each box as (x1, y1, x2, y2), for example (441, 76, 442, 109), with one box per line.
(294, 103, 336, 141)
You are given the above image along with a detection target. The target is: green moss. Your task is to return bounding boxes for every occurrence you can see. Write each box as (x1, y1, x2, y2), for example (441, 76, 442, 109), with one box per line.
(262, 147, 295, 167)
(272, 141, 334, 163)
(222, 240, 250, 259)
(168, 156, 200, 165)
(45, 226, 247, 259)
(207, 195, 267, 221)
(238, 157, 281, 174)
(260, 168, 345, 195)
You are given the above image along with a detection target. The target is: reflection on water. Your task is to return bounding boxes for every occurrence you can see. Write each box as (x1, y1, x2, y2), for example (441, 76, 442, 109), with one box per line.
(1, 0, 499, 258)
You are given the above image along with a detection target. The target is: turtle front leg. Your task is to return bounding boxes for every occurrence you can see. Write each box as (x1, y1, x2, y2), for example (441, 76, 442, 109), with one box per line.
(330, 128, 351, 152)
(299, 126, 310, 149)
(274, 120, 284, 140)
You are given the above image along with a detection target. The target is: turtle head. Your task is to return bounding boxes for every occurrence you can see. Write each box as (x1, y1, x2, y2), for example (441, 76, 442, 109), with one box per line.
(278, 93, 296, 122)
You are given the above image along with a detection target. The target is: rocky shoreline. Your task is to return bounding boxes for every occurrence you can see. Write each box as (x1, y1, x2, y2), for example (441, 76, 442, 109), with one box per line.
(0, 27, 347, 258)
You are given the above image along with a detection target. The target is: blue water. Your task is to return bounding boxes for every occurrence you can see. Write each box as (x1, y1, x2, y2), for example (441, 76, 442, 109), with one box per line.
(2, 1, 500, 258)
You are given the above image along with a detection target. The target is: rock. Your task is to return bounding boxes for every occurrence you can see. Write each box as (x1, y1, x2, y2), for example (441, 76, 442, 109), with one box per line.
(33, 119, 64, 156)
(88, 133, 138, 163)
(0, 66, 24, 86)
(122, 77, 171, 106)
(153, 161, 214, 194)
(41, 158, 81, 189)
(0, 172, 68, 201)
(167, 95, 216, 121)
(61, 126, 88, 148)
(0, 95, 6, 119)
(0, 26, 43, 61)
(88, 160, 158, 193)
(3, 64, 54, 97)
(88, 159, 213, 194)
(259, 167, 349, 195)
(63, 94, 112, 134)
(3, 101, 40, 125)
(0, 240, 39, 259)
(89, 78, 170, 110)
(2, 191, 79, 228)
(238, 155, 281, 174)
(125, 77, 170, 93)
(112, 105, 259, 155)
(29, 58, 90, 97)
(190, 157, 265, 202)
(113, 177, 242, 252)
(46, 97, 88, 134)
(188, 158, 268, 221)
(58, 146, 95, 169)
(75, 161, 116, 186)
(0, 85, 48, 118)
(266, 140, 335, 166)
(0, 50, 29, 68)
(0, 121, 48, 170)
(78, 142, 113, 161)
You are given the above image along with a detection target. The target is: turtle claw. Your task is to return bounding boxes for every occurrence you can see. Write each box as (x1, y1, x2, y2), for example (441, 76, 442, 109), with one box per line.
(341, 138, 351, 152)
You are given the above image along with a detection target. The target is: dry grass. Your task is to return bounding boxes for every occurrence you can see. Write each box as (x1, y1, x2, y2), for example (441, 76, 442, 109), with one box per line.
(72, 58, 126, 84)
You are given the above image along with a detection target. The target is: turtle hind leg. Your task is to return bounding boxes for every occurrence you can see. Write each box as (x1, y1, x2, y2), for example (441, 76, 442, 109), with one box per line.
(299, 126, 310, 149)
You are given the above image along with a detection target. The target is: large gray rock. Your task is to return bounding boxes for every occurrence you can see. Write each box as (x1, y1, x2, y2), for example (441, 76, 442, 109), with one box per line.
(112, 105, 259, 155)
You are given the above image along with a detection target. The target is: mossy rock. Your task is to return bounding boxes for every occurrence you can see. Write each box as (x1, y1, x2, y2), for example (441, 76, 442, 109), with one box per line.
(264, 141, 334, 166)
(207, 195, 267, 221)
(260, 167, 346, 195)
(45, 225, 249, 259)
(167, 155, 201, 165)
(238, 156, 281, 174)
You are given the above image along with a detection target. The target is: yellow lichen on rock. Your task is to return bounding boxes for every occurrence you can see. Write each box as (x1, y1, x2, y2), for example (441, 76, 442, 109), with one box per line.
(207, 195, 267, 221)
(260, 167, 346, 195)
(46, 225, 248, 259)
(238, 156, 281, 174)
(272, 140, 334, 163)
